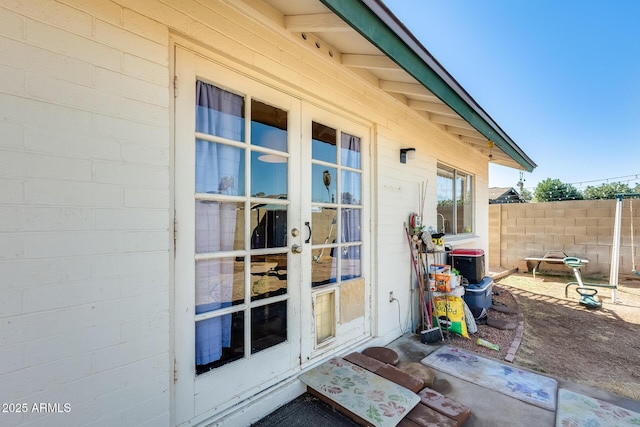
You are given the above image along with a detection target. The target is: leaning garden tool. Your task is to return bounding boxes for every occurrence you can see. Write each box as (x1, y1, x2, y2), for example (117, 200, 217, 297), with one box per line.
(405, 223, 442, 343)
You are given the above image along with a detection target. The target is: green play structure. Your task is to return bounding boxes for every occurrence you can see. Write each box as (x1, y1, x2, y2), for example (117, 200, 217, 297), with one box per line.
(564, 193, 640, 307)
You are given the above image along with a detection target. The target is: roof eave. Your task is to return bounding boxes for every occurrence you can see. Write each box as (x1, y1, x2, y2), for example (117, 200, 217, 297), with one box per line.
(319, 0, 537, 172)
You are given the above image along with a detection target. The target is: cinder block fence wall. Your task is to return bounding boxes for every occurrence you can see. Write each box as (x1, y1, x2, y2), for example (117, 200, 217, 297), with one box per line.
(489, 199, 640, 278)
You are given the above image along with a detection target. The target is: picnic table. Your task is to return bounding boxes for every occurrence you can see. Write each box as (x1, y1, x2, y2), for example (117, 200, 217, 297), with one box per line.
(524, 251, 588, 278)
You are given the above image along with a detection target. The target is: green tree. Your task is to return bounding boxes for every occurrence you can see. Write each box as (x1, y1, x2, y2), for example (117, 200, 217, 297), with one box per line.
(583, 182, 632, 200)
(518, 188, 533, 201)
(533, 178, 583, 202)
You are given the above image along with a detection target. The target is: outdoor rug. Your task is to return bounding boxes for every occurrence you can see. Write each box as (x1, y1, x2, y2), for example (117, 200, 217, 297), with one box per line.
(556, 388, 640, 427)
(299, 357, 420, 427)
(420, 346, 557, 410)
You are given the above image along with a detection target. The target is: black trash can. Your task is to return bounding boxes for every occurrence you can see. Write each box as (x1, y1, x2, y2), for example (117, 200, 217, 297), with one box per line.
(450, 249, 485, 284)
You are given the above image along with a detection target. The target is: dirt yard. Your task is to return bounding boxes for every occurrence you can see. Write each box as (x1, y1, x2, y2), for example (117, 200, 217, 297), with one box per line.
(446, 272, 640, 401)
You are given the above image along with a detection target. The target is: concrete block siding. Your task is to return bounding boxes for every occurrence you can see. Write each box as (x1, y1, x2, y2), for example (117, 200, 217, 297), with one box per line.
(490, 199, 640, 277)
(0, 0, 171, 425)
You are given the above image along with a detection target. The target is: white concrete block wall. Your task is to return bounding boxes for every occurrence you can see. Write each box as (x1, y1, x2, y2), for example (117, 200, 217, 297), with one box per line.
(0, 0, 171, 425)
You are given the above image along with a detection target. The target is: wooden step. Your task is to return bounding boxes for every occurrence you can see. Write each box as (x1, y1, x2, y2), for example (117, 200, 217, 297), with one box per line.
(417, 387, 471, 426)
(404, 403, 458, 427)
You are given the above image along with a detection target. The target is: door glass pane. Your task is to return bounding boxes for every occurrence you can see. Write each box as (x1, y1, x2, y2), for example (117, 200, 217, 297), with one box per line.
(340, 132, 360, 169)
(251, 300, 287, 354)
(251, 101, 287, 151)
(196, 81, 245, 141)
(196, 140, 245, 196)
(195, 257, 244, 311)
(250, 206, 287, 249)
(311, 207, 337, 247)
(195, 201, 244, 253)
(312, 122, 336, 163)
(195, 311, 244, 374)
(311, 253, 336, 287)
(341, 170, 361, 205)
(341, 246, 361, 281)
(312, 164, 336, 203)
(250, 255, 287, 301)
(251, 151, 287, 198)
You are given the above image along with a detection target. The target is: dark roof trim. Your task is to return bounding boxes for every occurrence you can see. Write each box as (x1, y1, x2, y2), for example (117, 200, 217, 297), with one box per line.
(319, 0, 537, 172)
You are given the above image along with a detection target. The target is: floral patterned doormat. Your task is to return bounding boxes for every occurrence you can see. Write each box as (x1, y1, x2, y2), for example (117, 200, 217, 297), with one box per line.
(299, 358, 420, 426)
(556, 388, 640, 426)
(421, 346, 557, 411)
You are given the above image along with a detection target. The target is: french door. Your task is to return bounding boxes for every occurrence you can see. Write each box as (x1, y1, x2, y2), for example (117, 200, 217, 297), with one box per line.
(174, 47, 302, 424)
(174, 45, 370, 425)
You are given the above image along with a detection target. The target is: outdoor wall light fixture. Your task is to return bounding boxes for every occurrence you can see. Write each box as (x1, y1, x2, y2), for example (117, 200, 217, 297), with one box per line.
(400, 148, 416, 164)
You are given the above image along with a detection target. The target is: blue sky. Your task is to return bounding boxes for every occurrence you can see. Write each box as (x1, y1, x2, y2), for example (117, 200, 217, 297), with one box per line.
(385, 1, 640, 193)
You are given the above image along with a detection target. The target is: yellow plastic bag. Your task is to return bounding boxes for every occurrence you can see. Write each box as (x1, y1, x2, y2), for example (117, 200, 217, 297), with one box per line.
(433, 295, 468, 338)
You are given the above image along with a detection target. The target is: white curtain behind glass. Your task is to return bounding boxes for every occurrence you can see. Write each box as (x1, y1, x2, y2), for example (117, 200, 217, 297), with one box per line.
(194, 80, 243, 365)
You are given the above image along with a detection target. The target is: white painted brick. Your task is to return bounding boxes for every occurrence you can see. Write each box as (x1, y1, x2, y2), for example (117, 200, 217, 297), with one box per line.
(0, 343, 25, 375)
(22, 278, 121, 313)
(2, 303, 115, 345)
(122, 53, 169, 86)
(27, 73, 122, 116)
(94, 19, 167, 64)
(91, 332, 168, 373)
(3, 0, 93, 37)
(0, 94, 93, 133)
(95, 67, 168, 107)
(24, 324, 122, 367)
(22, 367, 123, 411)
(0, 207, 24, 231)
(0, 178, 24, 204)
(0, 287, 23, 316)
(70, 372, 169, 427)
(122, 8, 169, 44)
(57, 0, 123, 28)
(119, 354, 170, 387)
(25, 19, 121, 71)
(0, 257, 92, 289)
(0, 63, 26, 96)
(119, 273, 169, 298)
(122, 231, 169, 252)
(0, 353, 92, 401)
(24, 231, 122, 258)
(121, 312, 169, 342)
(0, 233, 25, 260)
(115, 291, 169, 322)
(0, 37, 95, 86)
(0, 151, 92, 182)
(24, 180, 122, 207)
(0, 120, 24, 149)
(25, 125, 121, 161)
(0, 206, 94, 232)
(91, 252, 168, 279)
(94, 113, 168, 144)
(94, 162, 169, 188)
(0, 7, 24, 38)
(132, 412, 171, 427)
(122, 140, 169, 166)
(122, 97, 169, 127)
(121, 394, 170, 427)
(94, 208, 168, 231)
(123, 187, 170, 209)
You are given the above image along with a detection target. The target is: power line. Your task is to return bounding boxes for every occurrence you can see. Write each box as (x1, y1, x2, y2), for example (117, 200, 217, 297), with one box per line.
(520, 173, 640, 192)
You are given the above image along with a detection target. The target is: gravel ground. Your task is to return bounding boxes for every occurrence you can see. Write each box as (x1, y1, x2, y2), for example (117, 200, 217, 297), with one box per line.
(444, 284, 519, 360)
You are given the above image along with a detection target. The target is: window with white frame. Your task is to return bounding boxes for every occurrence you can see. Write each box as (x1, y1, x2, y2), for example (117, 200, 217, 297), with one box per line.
(436, 163, 473, 235)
